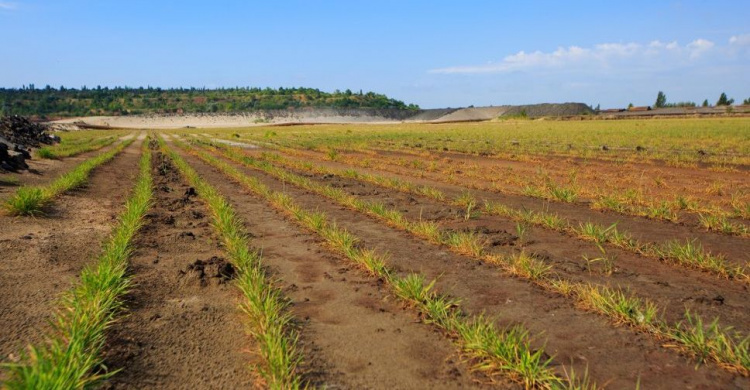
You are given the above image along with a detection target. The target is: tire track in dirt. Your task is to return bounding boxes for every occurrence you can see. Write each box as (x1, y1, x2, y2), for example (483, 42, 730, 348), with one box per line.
(0, 138, 143, 371)
(204, 147, 748, 389)
(101, 147, 256, 389)
(267, 149, 750, 266)
(264, 163, 750, 335)
(172, 143, 499, 389)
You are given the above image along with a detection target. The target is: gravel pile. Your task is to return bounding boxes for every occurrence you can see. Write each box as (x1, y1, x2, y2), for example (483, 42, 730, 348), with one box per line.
(501, 103, 594, 118)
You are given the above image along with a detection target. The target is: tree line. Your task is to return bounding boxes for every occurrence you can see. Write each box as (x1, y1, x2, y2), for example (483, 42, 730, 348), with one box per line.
(0, 85, 420, 118)
(653, 91, 747, 109)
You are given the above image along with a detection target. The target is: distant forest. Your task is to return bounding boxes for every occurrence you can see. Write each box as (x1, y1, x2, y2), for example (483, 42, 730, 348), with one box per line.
(0, 85, 419, 118)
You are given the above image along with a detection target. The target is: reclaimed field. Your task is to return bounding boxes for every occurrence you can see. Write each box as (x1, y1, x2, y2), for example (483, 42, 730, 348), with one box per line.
(1, 117, 748, 389)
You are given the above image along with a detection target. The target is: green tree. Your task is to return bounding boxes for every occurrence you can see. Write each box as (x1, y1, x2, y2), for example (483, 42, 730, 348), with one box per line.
(702, 99, 709, 107)
(716, 92, 734, 106)
(654, 91, 667, 108)
(743, 98, 750, 105)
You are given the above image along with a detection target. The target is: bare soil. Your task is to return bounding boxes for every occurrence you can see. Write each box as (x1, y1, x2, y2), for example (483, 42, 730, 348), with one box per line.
(195, 143, 749, 389)
(260, 161, 750, 335)
(171, 144, 497, 389)
(101, 148, 257, 389)
(0, 139, 142, 372)
(3, 131, 747, 388)
(0, 135, 135, 201)
(272, 148, 750, 266)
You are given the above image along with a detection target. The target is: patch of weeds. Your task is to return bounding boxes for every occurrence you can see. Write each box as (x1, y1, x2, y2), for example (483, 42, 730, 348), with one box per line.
(575, 284, 658, 326)
(326, 148, 339, 161)
(698, 213, 748, 236)
(443, 230, 484, 257)
(506, 251, 551, 280)
(581, 244, 616, 276)
(593, 195, 627, 213)
(515, 222, 529, 246)
(668, 311, 749, 374)
(546, 182, 578, 203)
(658, 239, 743, 278)
(644, 201, 678, 221)
(674, 195, 699, 211)
(4, 187, 46, 215)
(523, 185, 545, 198)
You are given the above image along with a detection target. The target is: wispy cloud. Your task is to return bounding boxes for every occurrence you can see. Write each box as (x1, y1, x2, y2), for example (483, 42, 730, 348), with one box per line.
(429, 36, 747, 75)
(729, 34, 750, 47)
(0, 2, 18, 10)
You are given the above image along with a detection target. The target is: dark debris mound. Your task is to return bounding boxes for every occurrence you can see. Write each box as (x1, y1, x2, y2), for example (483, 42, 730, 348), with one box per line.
(1, 115, 58, 147)
(0, 115, 59, 172)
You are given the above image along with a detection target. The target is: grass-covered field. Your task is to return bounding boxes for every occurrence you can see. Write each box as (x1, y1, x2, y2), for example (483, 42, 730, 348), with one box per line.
(205, 117, 750, 166)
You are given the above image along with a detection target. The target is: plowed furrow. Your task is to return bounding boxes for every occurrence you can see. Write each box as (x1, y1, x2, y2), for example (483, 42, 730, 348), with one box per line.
(268, 148, 750, 265)
(188, 142, 748, 389)
(0, 138, 143, 369)
(171, 143, 499, 389)
(101, 148, 256, 389)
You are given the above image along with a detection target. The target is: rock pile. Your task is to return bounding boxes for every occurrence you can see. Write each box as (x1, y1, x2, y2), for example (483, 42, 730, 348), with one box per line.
(0, 115, 59, 172)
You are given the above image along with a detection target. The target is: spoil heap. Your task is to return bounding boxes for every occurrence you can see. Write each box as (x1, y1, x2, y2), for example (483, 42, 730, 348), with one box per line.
(0, 115, 59, 172)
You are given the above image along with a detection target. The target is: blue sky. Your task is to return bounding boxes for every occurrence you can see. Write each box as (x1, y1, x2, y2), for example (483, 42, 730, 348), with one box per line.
(1, 1, 748, 108)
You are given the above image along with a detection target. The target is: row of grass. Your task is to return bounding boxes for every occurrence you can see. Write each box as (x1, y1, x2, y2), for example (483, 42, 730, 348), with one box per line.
(4, 139, 134, 216)
(189, 138, 749, 375)
(36, 136, 120, 159)
(156, 137, 303, 389)
(170, 137, 586, 389)
(389, 144, 750, 227)
(216, 117, 750, 167)
(2, 138, 153, 388)
(267, 142, 748, 235)
(220, 142, 745, 282)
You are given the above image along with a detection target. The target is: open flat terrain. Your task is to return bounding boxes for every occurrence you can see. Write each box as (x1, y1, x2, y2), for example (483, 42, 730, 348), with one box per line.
(1, 117, 748, 389)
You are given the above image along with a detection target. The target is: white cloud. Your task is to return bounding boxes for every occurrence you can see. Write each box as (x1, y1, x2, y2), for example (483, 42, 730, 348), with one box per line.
(428, 37, 736, 75)
(686, 39, 714, 58)
(0, 2, 18, 10)
(729, 34, 750, 46)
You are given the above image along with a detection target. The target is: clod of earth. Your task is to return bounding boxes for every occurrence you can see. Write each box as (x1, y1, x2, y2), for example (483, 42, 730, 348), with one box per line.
(183, 256, 236, 287)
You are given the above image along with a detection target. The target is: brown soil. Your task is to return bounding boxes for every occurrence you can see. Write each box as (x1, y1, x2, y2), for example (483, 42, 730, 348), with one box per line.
(269, 148, 750, 267)
(170, 143, 496, 389)
(258, 162, 750, 335)
(0, 139, 142, 372)
(0, 134, 136, 201)
(294, 146, 749, 228)
(101, 148, 257, 389)
(196, 144, 748, 389)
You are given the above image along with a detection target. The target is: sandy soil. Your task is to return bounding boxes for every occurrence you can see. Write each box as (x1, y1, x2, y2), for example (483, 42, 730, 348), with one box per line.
(0, 139, 142, 374)
(48, 104, 597, 129)
(192, 142, 748, 389)
(281, 148, 750, 265)
(102, 147, 257, 389)
(172, 144, 495, 389)
(3, 129, 747, 388)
